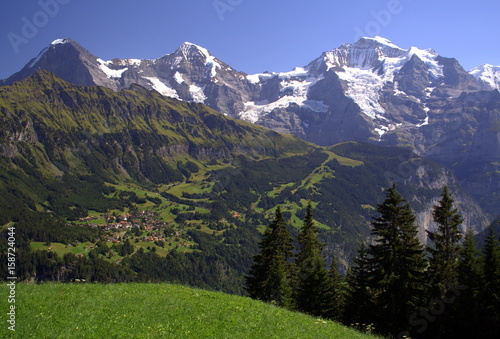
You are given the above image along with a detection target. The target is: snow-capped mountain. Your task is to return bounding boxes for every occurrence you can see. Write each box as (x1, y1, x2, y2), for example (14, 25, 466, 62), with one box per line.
(238, 36, 491, 145)
(1, 38, 257, 118)
(3, 36, 494, 143)
(1, 37, 499, 216)
(470, 64, 500, 91)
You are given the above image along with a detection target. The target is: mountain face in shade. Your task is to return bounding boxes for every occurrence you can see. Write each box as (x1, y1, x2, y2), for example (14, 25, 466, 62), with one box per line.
(2, 37, 500, 215)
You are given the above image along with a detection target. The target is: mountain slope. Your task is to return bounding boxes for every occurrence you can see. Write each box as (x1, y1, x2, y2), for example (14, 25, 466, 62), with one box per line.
(0, 72, 492, 292)
(0, 70, 310, 172)
(0, 283, 379, 338)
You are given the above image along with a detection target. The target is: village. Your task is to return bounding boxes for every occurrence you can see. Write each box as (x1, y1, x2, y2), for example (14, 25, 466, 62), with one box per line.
(75, 207, 195, 254)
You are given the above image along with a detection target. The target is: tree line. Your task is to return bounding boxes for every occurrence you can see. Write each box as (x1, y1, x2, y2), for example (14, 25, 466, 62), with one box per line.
(245, 185, 500, 339)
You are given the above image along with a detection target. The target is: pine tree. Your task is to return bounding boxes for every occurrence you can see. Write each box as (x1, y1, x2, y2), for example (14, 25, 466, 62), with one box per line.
(245, 207, 295, 308)
(479, 224, 500, 336)
(344, 241, 374, 328)
(295, 203, 338, 317)
(368, 184, 427, 336)
(427, 186, 463, 298)
(326, 255, 346, 322)
(452, 229, 482, 338)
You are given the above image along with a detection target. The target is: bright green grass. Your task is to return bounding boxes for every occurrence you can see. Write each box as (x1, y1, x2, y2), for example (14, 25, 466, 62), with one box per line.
(30, 242, 94, 257)
(326, 150, 363, 167)
(165, 182, 211, 197)
(0, 283, 379, 339)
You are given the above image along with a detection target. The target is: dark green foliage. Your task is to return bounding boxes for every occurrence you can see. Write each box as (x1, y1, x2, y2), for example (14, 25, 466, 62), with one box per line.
(111, 239, 135, 257)
(325, 256, 346, 322)
(14, 211, 97, 244)
(479, 225, 500, 336)
(246, 207, 295, 308)
(121, 225, 261, 294)
(295, 203, 338, 317)
(367, 184, 428, 336)
(0, 237, 136, 283)
(344, 242, 375, 327)
(452, 229, 483, 338)
(427, 186, 464, 298)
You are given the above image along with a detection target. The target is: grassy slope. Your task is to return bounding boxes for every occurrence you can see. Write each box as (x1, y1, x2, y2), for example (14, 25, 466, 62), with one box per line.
(0, 283, 379, 339)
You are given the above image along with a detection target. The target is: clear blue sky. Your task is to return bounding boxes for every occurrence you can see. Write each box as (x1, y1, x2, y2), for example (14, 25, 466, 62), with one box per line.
(1, 0, 499, 79)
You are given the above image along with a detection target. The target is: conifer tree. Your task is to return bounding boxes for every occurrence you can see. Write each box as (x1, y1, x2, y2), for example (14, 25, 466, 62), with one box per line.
(479, 224, 500, 336)
(326, 255, 346, 322)
(368, 184, 427, 336)
(453, 229, 482, 338)
(295, 203, 338, 317)
(427, 186, 463, 298)
(344, 241, 374, 327)
(245, 207, 295, 308)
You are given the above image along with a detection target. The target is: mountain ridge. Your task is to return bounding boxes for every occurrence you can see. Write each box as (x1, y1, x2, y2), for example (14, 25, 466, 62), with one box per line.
(2, 37, 499, 216)
(0, 71, 490, 231)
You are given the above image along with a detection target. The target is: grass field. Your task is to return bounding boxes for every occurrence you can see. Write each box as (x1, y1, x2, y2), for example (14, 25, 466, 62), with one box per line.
(0, 283, 380, 338)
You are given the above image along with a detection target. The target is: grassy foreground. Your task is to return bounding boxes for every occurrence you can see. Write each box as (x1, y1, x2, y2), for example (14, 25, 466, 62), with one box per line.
(0, 283, 379, 338)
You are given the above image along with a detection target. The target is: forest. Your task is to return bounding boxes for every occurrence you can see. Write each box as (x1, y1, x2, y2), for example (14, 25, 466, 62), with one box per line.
(245, 185, 500, 339)
(2, 183, 499, 338)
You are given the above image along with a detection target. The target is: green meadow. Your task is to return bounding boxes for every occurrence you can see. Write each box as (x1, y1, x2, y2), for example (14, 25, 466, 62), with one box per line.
(0, 283, 379, 338)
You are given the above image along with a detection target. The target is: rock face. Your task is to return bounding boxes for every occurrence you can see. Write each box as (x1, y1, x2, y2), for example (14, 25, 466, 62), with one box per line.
(2, 36, 500, 215)
(1, 39, 258, 118)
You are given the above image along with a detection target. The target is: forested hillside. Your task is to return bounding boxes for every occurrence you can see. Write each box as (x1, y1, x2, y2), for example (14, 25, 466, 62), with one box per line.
(0, 72, 494, 295)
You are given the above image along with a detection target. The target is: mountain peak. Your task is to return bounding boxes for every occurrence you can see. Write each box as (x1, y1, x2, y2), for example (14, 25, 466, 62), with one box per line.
(356, 36, 404, 50)
(470, 64, 500, 91)
(51, 38, 71, 46)
(175, 42, 212, 60)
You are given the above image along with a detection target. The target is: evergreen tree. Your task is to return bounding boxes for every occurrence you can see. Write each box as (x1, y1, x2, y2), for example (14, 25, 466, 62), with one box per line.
(344, 241, 375, 327)
(368, 184, 427, 336)
(424, 186, 464, 338)
(295, 203, 339, 317)
(245, 207, 295, 308)
(453, 229, 482, 338)
(479, 224, 500, 336)
(326, 256, 346, 322)
(427, 186, 463, 298)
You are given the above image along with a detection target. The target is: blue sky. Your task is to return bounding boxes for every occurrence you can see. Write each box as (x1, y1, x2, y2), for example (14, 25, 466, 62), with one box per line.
(0, 0, 499, 79)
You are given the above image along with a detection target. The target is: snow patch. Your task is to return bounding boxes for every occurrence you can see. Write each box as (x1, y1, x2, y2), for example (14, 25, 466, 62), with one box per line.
(374, 123, 401, 140)
(470, 64, 500, 91)
(416, 115, 429, 128)
(189, 84, 206, 103)
(239, 69, 328, 123)
(97, 59, 128, 78)
(174, 72, 184, 84)
(337, 67, 387, 119)
(51, 38, 68, 45)
(367, 36, 404, 50)
(144, 77, 179, 99)
(321, 38, 443, 119)
(246, 72, 274, 84)
(407, 47, 443, 79)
